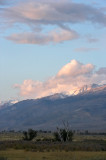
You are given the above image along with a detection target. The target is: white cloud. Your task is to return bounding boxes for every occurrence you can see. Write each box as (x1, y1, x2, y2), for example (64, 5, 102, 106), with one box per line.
(14, 60, 106, 99)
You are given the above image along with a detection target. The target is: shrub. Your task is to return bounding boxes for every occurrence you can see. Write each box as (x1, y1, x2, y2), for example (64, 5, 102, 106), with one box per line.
(23, 129, 37, 141)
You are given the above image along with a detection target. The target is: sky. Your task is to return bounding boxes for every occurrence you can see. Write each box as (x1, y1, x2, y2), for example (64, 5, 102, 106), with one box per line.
(0, 0, 106, 101)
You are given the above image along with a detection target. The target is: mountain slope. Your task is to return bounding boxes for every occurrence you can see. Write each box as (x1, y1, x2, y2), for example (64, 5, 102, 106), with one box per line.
(0, 85, 106, 131)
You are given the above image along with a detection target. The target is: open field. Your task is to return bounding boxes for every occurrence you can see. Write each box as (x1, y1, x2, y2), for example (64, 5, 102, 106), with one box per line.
(0, 132, 22, 141)
(0, 150, 106, 160)
(0, 132, 106, 159)
(0, 132, 106, 142)
(0, 138, 106, 152)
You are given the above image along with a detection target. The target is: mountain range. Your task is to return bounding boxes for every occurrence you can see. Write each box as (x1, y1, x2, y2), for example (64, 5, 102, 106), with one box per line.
(0, 84, 106, 131)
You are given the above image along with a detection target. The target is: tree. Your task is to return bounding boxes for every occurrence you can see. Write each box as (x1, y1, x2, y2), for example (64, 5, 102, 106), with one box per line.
(23, 131, 28, 140)
(54, 121, 74, 142)
(54, 131, 61, 141)
(23, 129, 37, 141)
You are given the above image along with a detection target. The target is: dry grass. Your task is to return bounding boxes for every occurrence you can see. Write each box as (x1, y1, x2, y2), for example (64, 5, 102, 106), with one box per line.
(0, 150, 106, 160)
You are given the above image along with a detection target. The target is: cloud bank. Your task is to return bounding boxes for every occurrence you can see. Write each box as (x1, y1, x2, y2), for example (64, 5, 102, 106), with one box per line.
(14, 60, 106, 99)
(0, 0, 106, 44)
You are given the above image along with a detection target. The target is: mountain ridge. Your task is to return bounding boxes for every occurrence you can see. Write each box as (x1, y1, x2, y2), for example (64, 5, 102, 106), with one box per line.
(0, 84, 106, 131)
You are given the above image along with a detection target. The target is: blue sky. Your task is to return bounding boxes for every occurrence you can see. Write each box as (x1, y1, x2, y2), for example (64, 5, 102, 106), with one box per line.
(0, 0, 106, 101)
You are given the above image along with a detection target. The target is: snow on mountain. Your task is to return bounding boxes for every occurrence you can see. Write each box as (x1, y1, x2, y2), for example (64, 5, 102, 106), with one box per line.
(0, 100, 18, 109)
(44, 93, 68, 100)
(36, 84, 106, 101)
(0, 83, 106, 131)
(0, 84, 106, 108)
(67, 84, 106, 96)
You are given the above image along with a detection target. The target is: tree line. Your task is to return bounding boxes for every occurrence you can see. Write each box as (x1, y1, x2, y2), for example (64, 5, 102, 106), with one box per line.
(23, 122, 74, 142)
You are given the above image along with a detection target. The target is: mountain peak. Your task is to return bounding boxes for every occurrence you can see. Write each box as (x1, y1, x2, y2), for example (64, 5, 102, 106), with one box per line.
(44, 93, 68, 100)
(66, 84, 106, 96)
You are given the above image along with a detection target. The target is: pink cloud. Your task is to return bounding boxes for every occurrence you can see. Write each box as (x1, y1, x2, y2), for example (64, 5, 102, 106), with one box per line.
(6, 29, 79, 44)
(1, 0, 106, 44)
(14, 60, 106, 99)
(57, 60, 94, 77)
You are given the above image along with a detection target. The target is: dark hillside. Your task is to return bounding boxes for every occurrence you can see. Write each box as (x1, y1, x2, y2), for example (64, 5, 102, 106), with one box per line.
(0, 88, 106, 131)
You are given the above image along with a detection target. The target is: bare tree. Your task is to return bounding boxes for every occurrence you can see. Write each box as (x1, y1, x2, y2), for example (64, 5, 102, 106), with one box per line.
(54, 121, 74, 142)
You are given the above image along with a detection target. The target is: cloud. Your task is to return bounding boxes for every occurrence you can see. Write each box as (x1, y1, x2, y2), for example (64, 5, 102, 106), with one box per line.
(0, 0, 106, 44)
(0, 0, 17, 5)
(1, 0, 106, 25)
(87, 38, 99, 43)
(6, 29, 79, 44)
(85, 35, 99, 43)
(57, 60, 94, 77)
(74, 47, 99, 52)
(0, 0, 7, 5)
(96, 67, 106, 75)
(14, 60, 106, 99)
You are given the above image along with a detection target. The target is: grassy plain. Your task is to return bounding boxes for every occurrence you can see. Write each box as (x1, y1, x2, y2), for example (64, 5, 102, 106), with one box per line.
(0, 132, 106, 160)
(0, 132, 106, 142)
(0, 150, 106, 160)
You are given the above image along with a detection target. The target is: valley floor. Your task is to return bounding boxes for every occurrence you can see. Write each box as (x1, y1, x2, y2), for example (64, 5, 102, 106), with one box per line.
(0, 150, 106, 160)
(0, 132, 106, 160)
